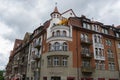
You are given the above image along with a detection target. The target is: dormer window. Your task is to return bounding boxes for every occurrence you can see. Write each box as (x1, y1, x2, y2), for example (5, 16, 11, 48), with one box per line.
(83, 23, 91, 29)
(70, 13, 72, 15)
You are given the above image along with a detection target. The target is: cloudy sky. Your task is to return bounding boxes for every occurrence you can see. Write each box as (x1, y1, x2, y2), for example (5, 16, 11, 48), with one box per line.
(0, 0, 120, 70)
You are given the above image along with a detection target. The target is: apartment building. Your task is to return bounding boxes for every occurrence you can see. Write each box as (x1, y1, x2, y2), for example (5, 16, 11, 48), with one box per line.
(5, 33, 31, 80)
(5, 7, 120, 80)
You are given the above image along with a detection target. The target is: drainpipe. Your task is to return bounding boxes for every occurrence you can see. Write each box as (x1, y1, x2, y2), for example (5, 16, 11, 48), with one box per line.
(76, 29, 79, 80)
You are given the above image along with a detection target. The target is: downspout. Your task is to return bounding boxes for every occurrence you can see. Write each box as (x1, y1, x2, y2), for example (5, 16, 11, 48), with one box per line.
(76, 29, 79, 80)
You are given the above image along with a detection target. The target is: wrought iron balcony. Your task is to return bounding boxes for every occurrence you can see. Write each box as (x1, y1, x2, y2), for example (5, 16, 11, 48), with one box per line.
(81, 51, 92, 59)
(81, 66, 94, 74)
(34, 40, 41, 49)
(81, 38, 92, 45)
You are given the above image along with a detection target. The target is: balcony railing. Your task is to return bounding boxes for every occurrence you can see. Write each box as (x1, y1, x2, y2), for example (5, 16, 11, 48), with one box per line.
(49, 45, 68, 52)
(34, 40, 41, 49)
(81, 66, 94, 74)
(81, 51, 92, 59)
(81, 38, 92, 45)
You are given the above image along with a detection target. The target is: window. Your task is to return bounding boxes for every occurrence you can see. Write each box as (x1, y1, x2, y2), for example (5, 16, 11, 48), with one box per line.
(63, 31, 67, 37)
(118, 42, 120, 48)
(109, 62, 115, 70)
(63, 42, 68, 51)
(53, 57, 59, 66)
(62, 57, 67, 66)
(116, 33, 119, 37)
(96, 61, 105, 70)
(95, 48, 98, 57)
(49, 43, 51, 51)
(48, 57, 52, 66)
(54, 42, 60, 51)
(81, 46, 89, 54)
(81, 34, 88, 42)
(56, 30, 60, 36)
(94, 35, 97, 43)
(83, 23, 91, 29)
(52, 32, 55, 37)
(87, 24, 91, 29)
(108, 49, 114, 58)
(82, 60, 90, 67)
(83, 23, 86, 28)
(98, 36, 101, 43)
(106, 39, 112, 46)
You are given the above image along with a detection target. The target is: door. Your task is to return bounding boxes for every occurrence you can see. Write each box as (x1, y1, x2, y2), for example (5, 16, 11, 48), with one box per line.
(51, 77, 61, 80)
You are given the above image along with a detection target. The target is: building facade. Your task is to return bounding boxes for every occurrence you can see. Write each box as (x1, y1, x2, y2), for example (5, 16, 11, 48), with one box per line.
(5, 7, 120, 80)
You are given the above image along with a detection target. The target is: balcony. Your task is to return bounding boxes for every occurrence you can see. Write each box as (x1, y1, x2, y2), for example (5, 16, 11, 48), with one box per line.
(81, 51, 92, 59)
(34, 40, 41, 49)
(81, 66, 94, 74)
(81, 38, 92, 45)
(47, 36, 72, 42)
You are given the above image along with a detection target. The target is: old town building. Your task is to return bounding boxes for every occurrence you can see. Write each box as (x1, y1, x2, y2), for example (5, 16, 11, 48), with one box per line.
(5, 7, 120, 80)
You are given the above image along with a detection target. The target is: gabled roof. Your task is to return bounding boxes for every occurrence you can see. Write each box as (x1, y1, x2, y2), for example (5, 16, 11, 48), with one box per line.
(62, 9, 76, 17)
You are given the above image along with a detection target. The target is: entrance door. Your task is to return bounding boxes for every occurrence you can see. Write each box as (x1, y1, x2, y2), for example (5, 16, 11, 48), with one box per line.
(51, 77, 61, 80)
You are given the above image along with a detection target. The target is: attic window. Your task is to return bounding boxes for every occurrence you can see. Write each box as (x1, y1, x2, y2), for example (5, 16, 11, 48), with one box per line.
(70, 13, 72, 15)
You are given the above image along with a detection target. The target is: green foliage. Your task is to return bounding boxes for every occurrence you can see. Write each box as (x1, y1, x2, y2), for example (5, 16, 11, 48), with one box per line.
(0, 70, 4, 80)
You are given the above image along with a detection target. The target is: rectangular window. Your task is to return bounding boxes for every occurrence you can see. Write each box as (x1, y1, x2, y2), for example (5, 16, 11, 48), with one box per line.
(62, 57, 67, 66)
(109, 62, 115, 70)
(83, 23, 86, 28)
(48, 57, 52, 66)
(118, 42, 120, 48)
(53, 57, 59, 66)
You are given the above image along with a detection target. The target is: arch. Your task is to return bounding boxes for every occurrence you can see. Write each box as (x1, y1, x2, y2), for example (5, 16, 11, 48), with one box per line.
(63, 42, 68, 51)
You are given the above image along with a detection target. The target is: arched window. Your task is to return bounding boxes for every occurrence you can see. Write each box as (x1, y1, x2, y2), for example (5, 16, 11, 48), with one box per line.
(52, 32, 55, 37)
(95, 48, 98, 57)
(94, 35, 97, 43)
(54, 42, 60, 51)
(63, 42, 68, 51)
(63, 31, 67, 37)
(49, 43, 51, 51)
(56, 30, 60, 36)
